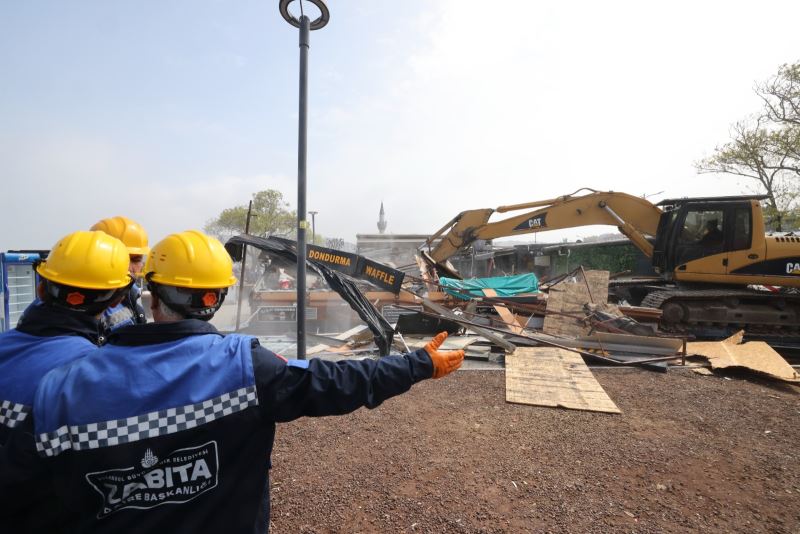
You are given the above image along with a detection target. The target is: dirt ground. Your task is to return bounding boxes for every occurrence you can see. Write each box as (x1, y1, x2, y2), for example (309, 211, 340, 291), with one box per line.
(269, 367, 800, 533)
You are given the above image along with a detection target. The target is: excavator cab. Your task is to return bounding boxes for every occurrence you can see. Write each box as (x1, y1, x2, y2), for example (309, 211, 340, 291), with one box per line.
(652, 196, 766, 281)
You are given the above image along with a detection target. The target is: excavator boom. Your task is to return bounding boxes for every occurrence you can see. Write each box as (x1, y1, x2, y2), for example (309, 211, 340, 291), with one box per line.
(426, 189, 662, 263)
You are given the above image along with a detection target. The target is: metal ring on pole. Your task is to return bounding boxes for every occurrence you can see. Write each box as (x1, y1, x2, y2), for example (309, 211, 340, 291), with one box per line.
(279, 0, 329, 30)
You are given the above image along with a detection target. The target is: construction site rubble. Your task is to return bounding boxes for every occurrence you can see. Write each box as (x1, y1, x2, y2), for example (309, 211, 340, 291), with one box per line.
(688, 330, 800, 383)
(227, 232, 798, 419)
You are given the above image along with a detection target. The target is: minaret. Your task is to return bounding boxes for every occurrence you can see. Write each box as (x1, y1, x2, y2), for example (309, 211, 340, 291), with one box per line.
(377, 202, 387, 234)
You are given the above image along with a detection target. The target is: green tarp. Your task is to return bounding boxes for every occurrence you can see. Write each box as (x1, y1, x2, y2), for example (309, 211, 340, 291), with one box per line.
(439, 273, 539, 300)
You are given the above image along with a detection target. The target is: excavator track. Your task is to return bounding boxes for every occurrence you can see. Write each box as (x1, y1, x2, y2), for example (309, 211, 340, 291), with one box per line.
(639, 287, 800, 337)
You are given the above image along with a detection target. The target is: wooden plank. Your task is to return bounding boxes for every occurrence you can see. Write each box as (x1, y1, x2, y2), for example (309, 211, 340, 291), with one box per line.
(334, 325, 372, 342)
(482, 288, 525, 334)
(414, 253, 439, 295)
(505, 347, 621, 414)
(306, 344, 331, 355)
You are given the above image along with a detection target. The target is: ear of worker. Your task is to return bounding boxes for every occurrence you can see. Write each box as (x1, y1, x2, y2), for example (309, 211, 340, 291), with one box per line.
(423, 331, 464, 378)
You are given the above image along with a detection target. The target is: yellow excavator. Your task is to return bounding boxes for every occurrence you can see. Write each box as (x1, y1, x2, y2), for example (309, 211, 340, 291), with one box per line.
(422, 188, 800, 334)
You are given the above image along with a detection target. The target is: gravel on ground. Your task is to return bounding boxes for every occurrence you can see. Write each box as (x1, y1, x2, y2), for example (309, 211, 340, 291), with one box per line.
(269, 367, 800, 533)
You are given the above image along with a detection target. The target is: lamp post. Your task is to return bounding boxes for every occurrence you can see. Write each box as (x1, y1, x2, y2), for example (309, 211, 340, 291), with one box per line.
(279, 0, 329, 360)
(234, 200, 255, 331)
(309, 210, 318, 244)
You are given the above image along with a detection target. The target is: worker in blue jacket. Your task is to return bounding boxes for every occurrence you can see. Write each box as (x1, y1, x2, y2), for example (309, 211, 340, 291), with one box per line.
(0, 230, 132, 532)
(90, 215, 151, 331)
(23, 230, 463, 533)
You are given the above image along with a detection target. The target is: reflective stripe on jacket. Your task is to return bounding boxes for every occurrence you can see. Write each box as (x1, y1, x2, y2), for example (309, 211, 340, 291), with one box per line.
(0, 331, 95, 436)
(27, 319, 433, 533)
(0, 302, 101, 533)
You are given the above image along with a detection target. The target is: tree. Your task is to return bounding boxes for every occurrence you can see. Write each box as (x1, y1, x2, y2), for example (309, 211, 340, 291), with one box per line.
(204, 190, 297, 241)
(697, 62, 800, 231)
(758, 63, 800, 127)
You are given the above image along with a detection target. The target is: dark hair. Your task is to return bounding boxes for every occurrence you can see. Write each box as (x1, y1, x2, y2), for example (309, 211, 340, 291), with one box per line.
(146, 279, 227, 321)
(40, 279, 132, 315)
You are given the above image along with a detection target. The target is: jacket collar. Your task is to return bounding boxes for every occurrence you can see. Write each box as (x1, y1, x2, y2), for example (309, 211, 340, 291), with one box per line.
(15, 301, 103, 345)
(108, 319, 221, 346)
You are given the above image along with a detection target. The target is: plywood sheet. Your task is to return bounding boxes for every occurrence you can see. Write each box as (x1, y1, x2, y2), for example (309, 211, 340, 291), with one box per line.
(505, 347, 621, 414)
(688, 331, 799, 383)
(542, 270, 609, 337)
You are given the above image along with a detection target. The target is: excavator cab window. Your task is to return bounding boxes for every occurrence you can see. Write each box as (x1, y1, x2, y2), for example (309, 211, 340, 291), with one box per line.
(730, 206, 752, 251)
(663, 202, 753, 271)
(673, 208, 725, 266)
(678, 210, 722, 244)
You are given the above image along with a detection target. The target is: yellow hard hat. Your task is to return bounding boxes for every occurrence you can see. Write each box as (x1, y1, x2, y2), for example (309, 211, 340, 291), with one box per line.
(37, 231, 132, 289)
(91, 216, 150, 255)
(145, 230, 237, 289)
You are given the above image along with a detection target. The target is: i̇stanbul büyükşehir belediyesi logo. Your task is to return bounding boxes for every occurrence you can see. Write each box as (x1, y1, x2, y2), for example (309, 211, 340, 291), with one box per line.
(86, 441, 219, 518)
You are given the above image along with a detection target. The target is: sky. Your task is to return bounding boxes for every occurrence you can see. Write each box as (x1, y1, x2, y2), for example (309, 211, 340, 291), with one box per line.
(1, 0, 799, 252)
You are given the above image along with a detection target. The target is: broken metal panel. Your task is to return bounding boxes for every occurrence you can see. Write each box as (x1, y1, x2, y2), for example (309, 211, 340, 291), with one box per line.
(505, 347, 621, 414)
(395, 312, 462, 336)
(420, 297, 517, 352)
(585, 303, 657, 336)
(381, 304, 422, 324)
(229, 235, 406, 293)
(574, 332, 684, 356)
(401, 335, 482, 351)
(226, 235, 395, 356)
(687, 331, 799, 383)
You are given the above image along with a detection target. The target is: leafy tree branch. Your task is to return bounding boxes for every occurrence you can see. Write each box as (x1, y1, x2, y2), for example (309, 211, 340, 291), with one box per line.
(696, 62, 800, 231)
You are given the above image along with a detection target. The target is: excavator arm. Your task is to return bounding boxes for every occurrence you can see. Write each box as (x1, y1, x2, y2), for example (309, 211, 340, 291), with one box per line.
(425, 189, 663, 264)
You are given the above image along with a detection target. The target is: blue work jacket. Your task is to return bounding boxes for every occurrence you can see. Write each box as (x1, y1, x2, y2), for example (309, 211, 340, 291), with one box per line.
(101, 283, 147, 332)
(17, 319, 433, 533)
(0, 302, 103, 532)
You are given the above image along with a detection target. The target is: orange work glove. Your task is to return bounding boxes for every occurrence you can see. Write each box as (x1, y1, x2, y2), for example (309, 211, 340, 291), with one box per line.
(424, 332, 465, 379)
